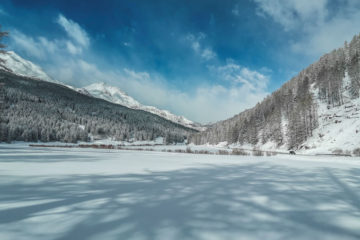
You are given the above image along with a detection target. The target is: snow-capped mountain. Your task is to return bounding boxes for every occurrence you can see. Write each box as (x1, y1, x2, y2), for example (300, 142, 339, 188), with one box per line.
(82, 82, 204, 131)
(0, 51, 57, 83)
(0, 50, 203, 131)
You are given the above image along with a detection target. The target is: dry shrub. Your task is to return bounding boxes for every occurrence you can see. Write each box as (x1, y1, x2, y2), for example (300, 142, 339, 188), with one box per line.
(232, 149, 248, 156)
(353, 148, 360, 157)
(194, 150, 210, 154)
(332, 148, 343, 155)
(218, 150, 229, 155)
(175, 149, 186, 153)
(253, 149, 264, 156)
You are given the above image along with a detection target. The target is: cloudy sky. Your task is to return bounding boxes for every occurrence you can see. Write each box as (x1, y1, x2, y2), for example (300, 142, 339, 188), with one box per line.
(1, 0, 360, 123)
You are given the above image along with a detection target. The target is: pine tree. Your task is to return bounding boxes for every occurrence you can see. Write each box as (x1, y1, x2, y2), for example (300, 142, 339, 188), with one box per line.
(0, 25, 8, 64)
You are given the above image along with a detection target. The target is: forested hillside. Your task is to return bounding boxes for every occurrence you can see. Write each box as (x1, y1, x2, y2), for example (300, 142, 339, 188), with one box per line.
(0, 70, 196, 143)
(190, 34, 360, 150)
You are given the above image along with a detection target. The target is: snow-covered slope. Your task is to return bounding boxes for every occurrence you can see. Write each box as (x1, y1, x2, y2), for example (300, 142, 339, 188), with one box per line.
(302, 73, 360, 154)
(82, 82, 204, 131)
(83, 82, 143, 109)
(224, 73, 360, 155)
(0, 51, 202, 131)
(0, 51, 57, 83)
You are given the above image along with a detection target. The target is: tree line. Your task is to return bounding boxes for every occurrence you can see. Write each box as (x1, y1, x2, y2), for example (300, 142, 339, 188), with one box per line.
(190, 33, 360, 149)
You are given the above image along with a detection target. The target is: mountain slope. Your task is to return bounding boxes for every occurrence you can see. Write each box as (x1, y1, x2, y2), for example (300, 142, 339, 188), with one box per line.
(0, 51, 57, 83)
(81, 82, 204, 131)
(0, 51, 203, 131)
(190, 33, 360, 154)
(0, 70, 196, 143)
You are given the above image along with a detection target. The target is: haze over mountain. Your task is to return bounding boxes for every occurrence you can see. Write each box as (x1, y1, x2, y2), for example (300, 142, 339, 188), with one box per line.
(81, 83, 204, 131)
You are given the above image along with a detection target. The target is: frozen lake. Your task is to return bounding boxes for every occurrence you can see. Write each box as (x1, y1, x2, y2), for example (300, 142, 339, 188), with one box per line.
(1, 145, 360, 240)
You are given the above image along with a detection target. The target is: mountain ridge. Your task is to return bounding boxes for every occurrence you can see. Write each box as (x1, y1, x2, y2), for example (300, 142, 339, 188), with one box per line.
(0, 51, 202, 130)
(80, 82, 204, 131)
(189, 33, 360, 154)
(0, 69, 196, 143)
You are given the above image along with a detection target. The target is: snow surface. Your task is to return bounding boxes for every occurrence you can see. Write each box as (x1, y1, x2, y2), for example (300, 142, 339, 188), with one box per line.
(224, 73, 360, 155)
(82, 82, 205, 131)
(0, 51, 57, 83)
(1, 144, 360, 240)
(303, 76, 360, 154)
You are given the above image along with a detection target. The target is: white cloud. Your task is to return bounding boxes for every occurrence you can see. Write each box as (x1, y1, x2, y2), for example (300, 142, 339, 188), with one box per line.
(11, 30, 47, 60)
(116, 69, 269, 123)
(46, 58, 269, 123)
(253, 0, 360, 56)
(232, 4, 240, 16)
(66, 41, 82, 55)
(254, 0, 328, 31)
(9, 13, 269, 123)
(211, 62, 269, 91)
(57, 14, 90, 48)
(11, 30, 84, 60)
(201, 48, 216, 61)
(115, 62, 269, 123)
(290, 10, 360, 55)
(11, 14, 90, 61)
(186, 33, 216, 61)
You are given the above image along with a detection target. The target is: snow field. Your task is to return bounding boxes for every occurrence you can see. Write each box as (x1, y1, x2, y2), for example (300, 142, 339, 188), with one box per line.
(0, 145, 360, 240)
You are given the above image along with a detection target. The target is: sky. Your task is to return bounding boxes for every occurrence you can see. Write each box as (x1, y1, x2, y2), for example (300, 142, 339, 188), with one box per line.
(0, 0, 360, 123)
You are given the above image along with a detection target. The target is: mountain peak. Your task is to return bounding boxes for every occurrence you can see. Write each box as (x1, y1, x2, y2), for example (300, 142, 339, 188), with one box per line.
(0, 51, 57, 83)
(82, 82, 204, 130)
(0, 50, 204, 131)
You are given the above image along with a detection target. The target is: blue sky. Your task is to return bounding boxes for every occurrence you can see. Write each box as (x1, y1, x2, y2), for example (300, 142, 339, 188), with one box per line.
(1, 0, 360, 123)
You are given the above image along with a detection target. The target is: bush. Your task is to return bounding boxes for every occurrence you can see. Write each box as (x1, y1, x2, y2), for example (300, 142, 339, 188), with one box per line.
(218, 150, 229, 155)
(195, 150, 211, 154)
(252, 148, 264, 156)
(175, 149, 186, 153)
(353, 148, 360, 157)
(232, 149, 248, 156)
(186, 147, 193, 153)
(332, 148, 343, 155)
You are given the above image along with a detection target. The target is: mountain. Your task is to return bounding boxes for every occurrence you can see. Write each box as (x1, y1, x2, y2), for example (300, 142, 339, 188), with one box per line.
(0, 51, 204, 131)
(0, 51, 57, 83)
(0, 69, 196, 143)
(81, 82, 204, 131)
(190, 34, 360, 154)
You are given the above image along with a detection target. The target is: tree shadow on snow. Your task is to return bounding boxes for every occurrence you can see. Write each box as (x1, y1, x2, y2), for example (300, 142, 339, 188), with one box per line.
(0, 163, 360, 239)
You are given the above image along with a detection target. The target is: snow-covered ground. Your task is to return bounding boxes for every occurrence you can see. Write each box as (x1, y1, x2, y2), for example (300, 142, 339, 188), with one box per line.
(1, 144, 360, 240)
(304, 78, 360, 155)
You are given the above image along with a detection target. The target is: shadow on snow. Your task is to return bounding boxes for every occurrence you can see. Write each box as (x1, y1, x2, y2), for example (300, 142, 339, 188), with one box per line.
(0, 159, 360, 239)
